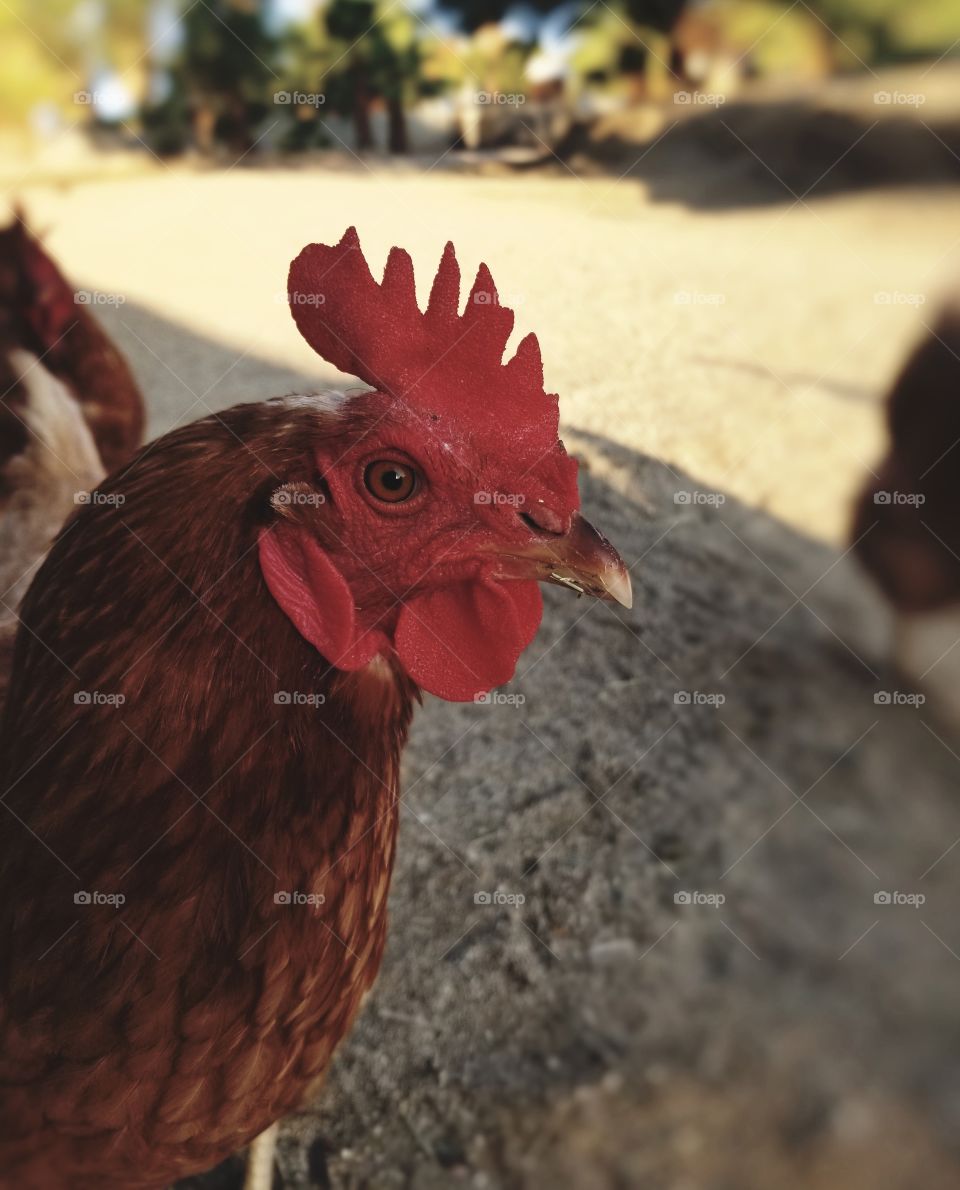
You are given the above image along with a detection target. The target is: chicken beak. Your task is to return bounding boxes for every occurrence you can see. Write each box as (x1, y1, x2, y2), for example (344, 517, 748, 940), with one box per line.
(491, 513, 633, 609)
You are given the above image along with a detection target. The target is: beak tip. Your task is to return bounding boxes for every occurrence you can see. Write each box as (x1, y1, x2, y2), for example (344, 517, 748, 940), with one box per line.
(492, 512, 634, 610)
(607, 567, 633, 609)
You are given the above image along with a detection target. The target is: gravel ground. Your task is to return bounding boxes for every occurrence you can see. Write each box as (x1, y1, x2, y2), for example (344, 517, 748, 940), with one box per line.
(6, 147, 960, 1188)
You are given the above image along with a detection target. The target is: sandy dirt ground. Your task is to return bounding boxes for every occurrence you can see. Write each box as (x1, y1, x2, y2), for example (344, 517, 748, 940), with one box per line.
(6, 156, 960, 1189)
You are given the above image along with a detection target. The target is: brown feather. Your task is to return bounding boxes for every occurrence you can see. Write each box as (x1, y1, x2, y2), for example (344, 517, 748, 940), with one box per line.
(0, 398, 417, 1188)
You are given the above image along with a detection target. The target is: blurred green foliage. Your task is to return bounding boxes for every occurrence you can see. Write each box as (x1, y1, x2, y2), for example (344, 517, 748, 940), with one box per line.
(319, 0, 428, 152)
(0, 0, 957, 150)
(0, 0, 143, 120)
(813, 0, 960, 64)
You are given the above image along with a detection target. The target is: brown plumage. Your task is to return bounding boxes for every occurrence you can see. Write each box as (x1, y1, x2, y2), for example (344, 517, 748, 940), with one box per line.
(0, 212, 143, 714)
(0, 230, 629, 1186)
(0, 402, 415, 1187)
(0, 211, 143, 477)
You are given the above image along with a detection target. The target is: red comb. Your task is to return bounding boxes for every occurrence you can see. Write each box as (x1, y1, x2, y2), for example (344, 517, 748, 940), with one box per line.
(288, 227, 559, 448)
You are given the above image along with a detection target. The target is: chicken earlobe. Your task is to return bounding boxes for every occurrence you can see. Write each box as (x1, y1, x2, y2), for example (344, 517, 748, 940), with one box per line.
(258, 521, 390, 671)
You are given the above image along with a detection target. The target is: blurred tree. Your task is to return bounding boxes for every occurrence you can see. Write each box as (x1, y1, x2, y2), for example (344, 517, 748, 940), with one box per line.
(165, 0, 279, 153)
(621, 0, 689, 33)
(441, 0, 686, 34)
(806, 0, 960, 66)
(572, 0, 680, 100)
(273, 10, 333, 151)
(460, 23, 531, 99)
(440, 0, 560, 30)
(324, 0, 376, 149)
(321, 0, 428, 153)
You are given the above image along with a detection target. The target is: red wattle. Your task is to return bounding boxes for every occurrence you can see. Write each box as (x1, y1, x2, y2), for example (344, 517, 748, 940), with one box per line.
(394, 576, 542, 701)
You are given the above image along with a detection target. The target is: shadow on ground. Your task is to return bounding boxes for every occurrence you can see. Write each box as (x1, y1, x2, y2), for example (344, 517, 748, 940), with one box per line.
(561, 99, 960, 210)
(97, 307, 960, 1190)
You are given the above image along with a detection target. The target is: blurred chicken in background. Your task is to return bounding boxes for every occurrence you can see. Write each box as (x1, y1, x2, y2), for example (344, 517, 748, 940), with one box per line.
(853, 300, 960, 726)
(0, 212, 144, 684)
(0, 213, 143, 475)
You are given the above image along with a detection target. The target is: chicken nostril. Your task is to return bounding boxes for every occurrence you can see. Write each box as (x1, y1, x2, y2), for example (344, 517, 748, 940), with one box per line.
(520, 506, 566, 536)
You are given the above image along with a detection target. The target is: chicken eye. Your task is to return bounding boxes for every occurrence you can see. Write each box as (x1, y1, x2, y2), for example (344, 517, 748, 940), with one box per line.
(363, 459, 419, 503)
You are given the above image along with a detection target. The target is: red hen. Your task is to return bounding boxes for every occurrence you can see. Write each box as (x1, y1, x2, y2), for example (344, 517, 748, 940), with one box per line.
(0, 227, 630, 1188)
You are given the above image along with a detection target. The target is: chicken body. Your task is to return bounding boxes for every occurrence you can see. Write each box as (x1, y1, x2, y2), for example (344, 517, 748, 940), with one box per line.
(0, 227, 629, 1186)
(0, 215, 143, 475)
(0, 213, 144, 705)
(853, 301, 960, 724)
(0, 401, 416, 1187)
